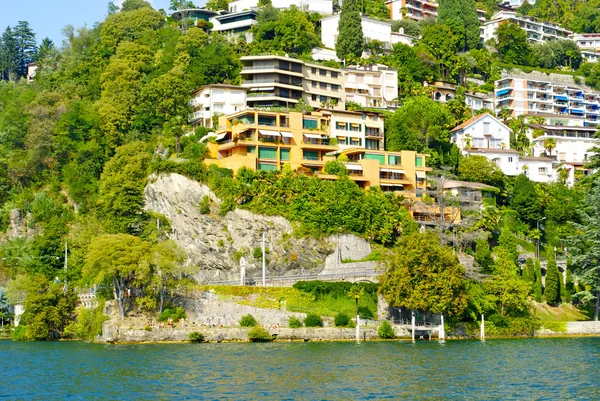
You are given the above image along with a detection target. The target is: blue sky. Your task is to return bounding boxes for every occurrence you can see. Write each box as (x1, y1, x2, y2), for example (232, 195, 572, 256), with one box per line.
(0, 0, 205, 47)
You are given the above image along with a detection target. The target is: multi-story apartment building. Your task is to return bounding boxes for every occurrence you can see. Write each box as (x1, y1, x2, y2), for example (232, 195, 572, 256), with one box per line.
(240, 56, 345, 110)
(210, 10, 258, 42)
(570, 33, 600, 63)
(228, 0, 333, 14)
(385, 0, 438, 22)
(189, 85, 247, 129)
(529, 123, 597, 165)
(495, 75, 600, 127)
(482, 11, 571, 44)
(343, 65, 398, 109)
(321, 15, 415, 52)
(206, 109, 429, 198)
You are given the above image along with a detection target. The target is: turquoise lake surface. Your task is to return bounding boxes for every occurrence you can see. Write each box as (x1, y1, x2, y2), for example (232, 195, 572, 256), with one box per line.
(1, 337, 599, 400)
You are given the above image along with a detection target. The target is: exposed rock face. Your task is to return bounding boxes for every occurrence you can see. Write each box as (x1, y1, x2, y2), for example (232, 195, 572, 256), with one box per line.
(5, 208, 33, 239)
(143, 174, 335, 283)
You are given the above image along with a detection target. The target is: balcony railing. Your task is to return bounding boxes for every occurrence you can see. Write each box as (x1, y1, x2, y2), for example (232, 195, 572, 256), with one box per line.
(244, 79, 303, 87)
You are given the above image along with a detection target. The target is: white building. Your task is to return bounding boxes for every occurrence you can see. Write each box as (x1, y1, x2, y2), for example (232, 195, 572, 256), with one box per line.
(495, 73, 600, 127)
(465, 93, 495, 113)
(570, 33, 600, 63)
(528, 124, 597, 164)
(189, 85, 248, 129)
(228, 0, 333, 14)
(343, 65, 398, 109)
(210, 10, 258, 42)
(464, 148, 520, 176)
(518, 156, 556, 183)
(321, 15, 417, 52)
(451, 113, 512, 151)
(482, 11, 572, 44)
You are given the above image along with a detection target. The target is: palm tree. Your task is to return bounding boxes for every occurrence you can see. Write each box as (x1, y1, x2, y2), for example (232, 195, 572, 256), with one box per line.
(544, 137, 556, 157)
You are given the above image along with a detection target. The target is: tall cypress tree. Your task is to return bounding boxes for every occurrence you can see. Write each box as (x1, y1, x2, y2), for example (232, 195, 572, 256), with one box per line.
(522, 258, 535, 294)
(336, 0, 363, 61)
(0, 27, 18, 81)
(438, 0, 480, 51)
(544, 253, 561, 306)
(534, 259, 543, 302)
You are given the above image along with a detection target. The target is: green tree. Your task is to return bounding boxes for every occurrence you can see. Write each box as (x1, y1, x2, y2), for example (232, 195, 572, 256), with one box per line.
(15, 274, 78, 340)
(543, 137, 556, 156)
(522, 258, 535, 293)
(384, 43, 434, 97)
(418, 24, 459, 79)
(486, 247, 531, 316)
(438, 0, 480, 51)
(534, 259, 543, 302)
(570, 179, 600, 320)
(458, 155, 505, 188)
(98, 142, 152, 234)
(0, 27, 18, 80)
(84, 234, 150, 319)
(544, 252, 561, 306)
(13, 21, 38, 78)
(385, 96, 453, 150)
(380, 232, 467, 316)
(37, 37, 55, 60)
(510, 174, 542, 226)
(121, 0, 153, 11)
(475, 239, 494, 274)
(206, 0, 229, 10)
(149, 240, 188, 313)
(336, 0, 364, 61)
(496, 22, 530, 65)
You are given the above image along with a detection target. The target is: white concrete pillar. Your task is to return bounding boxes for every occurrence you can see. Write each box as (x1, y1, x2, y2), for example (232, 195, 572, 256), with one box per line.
(481, 314, 485, 341)
(411, 312, 415, 343)
(439, 314, 445, 340)
(356, 315, 360, 343)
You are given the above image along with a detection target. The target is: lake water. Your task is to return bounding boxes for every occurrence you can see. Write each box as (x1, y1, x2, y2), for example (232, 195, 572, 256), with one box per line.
(1, 337, 599, 400)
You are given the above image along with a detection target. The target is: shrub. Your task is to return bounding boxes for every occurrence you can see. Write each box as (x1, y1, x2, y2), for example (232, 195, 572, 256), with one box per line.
(488, 314, 510, 328)
(12, 325, 27, 341)
(304, 313, 323, 327)
(144, 325, 152, 331)
(189, 332, 205, 342)
(247, 326, 273, 342)
(159, 306, 187, 323)
(288, 316, 303, 328)
(240, 314, 258, 327)
(334, 312, 350, 327)
(199, 196, 211, 214)
(378, 320, 395, 339)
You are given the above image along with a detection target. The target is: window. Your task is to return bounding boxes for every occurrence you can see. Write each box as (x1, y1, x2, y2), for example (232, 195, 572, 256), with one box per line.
(311, 94, 317, 101)
(258, 147, 277, 159)
(258, 163, 277, 172)
(280, 148, 290, 161)
(539, 167, 548, 174)
(320, 95, 327, 102)
(508, 157, 513, 162)
(319, 69, 326, 76)
(331, 71, 339, 78)
(311, 67, 317, 74)
(303, 118, 318, 129)
(303, 150, 319, 160)
(364, 153, 385, 164)
(320, 82, 327, 89)
(416, 157, 423, 167)
(388, 155, 401, 165)
(312, 81, 317, 88)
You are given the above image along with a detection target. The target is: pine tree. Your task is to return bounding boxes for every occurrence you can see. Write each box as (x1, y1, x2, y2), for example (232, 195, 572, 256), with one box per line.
(522, 258, 535, 294)
(438, 0, 480, 51)
(534, 259, 543, 302)
(336, 0, 363, 61)
(0, 26, 18, 81)
(13, 21, 38, 78)
(544, 253, 561, 306)
(510, 174, 542, 226)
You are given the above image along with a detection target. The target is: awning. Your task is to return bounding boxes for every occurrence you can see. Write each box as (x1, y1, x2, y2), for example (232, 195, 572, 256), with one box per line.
(344, 163, 363, 171)
(357, 83, 370, 90)
(571, 109, 584, 115)
(387, 169, 405, 174)
(351, 123, 360, 127)
(280, 131, 293, 138)
(364, 121, 380, 128)
(215, 133, 227, 141)
(380, 183, 404, 187)
(250, 87, 274, 91)
(303, 133, 322, 139)
(416, 171, 426, 178)
(259, 130, 280, 137)
(554, 95, 568, 101)
(345, 82, 358, 89)
(496, 89, 510, 96)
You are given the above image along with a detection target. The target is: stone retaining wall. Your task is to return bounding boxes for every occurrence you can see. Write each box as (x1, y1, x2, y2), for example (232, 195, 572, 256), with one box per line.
(566, 321, 600, 335)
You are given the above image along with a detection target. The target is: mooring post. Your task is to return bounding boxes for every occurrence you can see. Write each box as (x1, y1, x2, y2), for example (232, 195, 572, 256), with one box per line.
(411, 311, 415, 343)
(356, 314, 360, 343)
(481, 314, 485, 341)
(439, 314, 445, 340)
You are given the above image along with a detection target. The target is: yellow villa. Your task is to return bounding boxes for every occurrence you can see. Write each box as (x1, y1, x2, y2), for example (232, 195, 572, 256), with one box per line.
(205, 109, 430, 199)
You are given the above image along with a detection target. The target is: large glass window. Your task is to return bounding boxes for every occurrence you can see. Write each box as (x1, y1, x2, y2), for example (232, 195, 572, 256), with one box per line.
(303, 150, 319, 160)
(257, 115, 276, 126)
(388, 155, 401, 165)
(416, 156, 423, 167)
(280, 148, 290, 161)
(303, 119, 318, 129)
(364, 153, 385, 164)
(258, 147, 277, 159)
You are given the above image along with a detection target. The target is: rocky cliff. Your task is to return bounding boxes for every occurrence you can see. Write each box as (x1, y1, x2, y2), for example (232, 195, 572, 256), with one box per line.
(144, 173, 349, 283)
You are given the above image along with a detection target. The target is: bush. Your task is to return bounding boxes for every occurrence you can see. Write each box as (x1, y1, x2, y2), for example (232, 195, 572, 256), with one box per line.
(378, 320, 395, 339)
(288, 316, 303, 328)
(240, 314, 258, 327)
(159, 306, 187, 323)
(247, 326, 273, 342)
(488, 314, 510, 328)
(12, 325, 27, 341)
(199, 196, 211, 214)
(334, 312, 350, 327)
(189, 332, 205, 342)
(304, 313, 323, 327)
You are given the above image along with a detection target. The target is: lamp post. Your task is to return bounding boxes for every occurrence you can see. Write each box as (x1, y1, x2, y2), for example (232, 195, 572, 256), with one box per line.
(536, 217, 546, 259)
